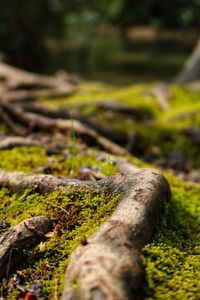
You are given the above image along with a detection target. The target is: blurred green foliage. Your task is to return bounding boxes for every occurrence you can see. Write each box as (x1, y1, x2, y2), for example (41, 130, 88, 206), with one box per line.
(117, 0, 200, 28)
(1, 0, 200, 67)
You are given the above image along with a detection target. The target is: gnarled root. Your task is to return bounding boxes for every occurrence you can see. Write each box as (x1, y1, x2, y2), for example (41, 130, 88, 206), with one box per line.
(62, 169, 171, 300)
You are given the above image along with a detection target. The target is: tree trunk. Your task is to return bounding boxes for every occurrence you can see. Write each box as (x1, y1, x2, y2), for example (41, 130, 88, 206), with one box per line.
(175, 37, 200, 84)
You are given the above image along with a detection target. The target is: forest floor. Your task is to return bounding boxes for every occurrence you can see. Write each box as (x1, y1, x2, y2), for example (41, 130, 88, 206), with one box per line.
(0, 64, 199, 299)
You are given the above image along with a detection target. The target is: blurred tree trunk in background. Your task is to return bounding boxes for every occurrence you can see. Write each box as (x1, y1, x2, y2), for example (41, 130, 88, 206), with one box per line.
(175, 37, 200, 84)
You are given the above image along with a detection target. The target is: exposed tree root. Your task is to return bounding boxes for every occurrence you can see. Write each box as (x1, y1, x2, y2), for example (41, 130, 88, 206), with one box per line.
(0, 136, 67, 154)
(0, 106, 22, 136)
(0, 216, 52, 280)
(0, 169, 141, 195)
(0, 166, 170, 298)
(1, 102, 127, 155)
(21, 103, 126, 145)
(81, 101, 153, 120)
(62, 168, 171, 300)
(0, 136, 44, 150)
(96, 151, 140, 173)
(0, 62, 75, 102)
(0, 169, 85, 194)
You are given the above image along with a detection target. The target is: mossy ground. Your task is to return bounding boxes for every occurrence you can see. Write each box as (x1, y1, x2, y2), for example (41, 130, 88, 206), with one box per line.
(0, 145, 120, 298)
(0, 82, 200, 299)
(39, 82, 200, 171)
(143, 178, 200, 300)
(0, 181, 120, 299)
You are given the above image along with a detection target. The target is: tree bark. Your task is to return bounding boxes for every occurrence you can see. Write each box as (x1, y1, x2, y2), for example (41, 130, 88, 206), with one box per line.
(0, 169, 134, 195)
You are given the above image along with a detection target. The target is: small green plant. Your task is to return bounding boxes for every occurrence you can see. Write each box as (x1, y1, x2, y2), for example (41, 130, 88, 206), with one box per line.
(69, 117, 78, 177)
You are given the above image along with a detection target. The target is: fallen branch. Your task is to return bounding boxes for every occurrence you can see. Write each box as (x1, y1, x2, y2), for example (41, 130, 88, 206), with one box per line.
(62, 169, 170, 300)
(0, 215, 52, 280)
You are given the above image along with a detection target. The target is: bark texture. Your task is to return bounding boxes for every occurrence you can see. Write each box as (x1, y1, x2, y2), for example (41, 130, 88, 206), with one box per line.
(62, 168, 171, 300)
(0, 169, 131, 195)
(0, 215, 52, 280)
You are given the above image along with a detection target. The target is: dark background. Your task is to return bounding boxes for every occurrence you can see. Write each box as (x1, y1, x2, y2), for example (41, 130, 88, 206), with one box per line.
(1, 0, 200, 84)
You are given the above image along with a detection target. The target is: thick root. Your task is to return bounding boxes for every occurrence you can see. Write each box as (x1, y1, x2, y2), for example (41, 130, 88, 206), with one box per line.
(62, 169, 171, 300)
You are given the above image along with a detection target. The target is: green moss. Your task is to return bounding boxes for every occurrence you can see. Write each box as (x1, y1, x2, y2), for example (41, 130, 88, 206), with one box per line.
(0, 145, 118, 178)
(0, 186, 120, 298)
(48, 153, 118, 178)
(33, 83, 200, 170)
(0, 146, 49, 172)
(38, 82, 200, 121)
(143, 181, 200, 300)
(1, 82, 200, 299)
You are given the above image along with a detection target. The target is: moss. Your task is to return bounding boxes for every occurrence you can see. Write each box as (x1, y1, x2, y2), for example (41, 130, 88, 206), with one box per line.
(34, 82, 200, 169)
(0, 145, 118, 178)
(1, 82, 200, 298)
(0, 146, 49, 172)
(142, 181, 200, 300)
(48, 153, 118, 178)
(0, 186, 120, 298)
(38, 82, 200, 121)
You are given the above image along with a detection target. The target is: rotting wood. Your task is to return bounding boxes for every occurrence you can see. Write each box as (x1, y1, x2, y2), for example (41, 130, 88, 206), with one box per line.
(62, 168, 171, 300)
(0, 215, 52, 280)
